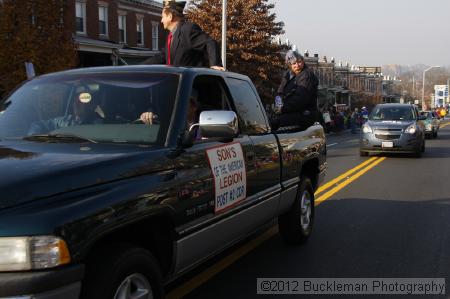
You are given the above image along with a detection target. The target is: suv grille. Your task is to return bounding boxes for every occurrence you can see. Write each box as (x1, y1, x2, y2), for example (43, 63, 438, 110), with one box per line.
(373, 129, 402, 140)
(375, 134, 401, 140)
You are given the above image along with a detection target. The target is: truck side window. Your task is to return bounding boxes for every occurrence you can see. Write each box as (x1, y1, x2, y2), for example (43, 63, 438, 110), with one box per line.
(192, 76, 231, 112)
(226, 78, 268, 135)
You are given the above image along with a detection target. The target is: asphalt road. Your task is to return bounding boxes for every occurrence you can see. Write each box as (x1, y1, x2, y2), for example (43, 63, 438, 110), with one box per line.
(168, 121, 450, 299)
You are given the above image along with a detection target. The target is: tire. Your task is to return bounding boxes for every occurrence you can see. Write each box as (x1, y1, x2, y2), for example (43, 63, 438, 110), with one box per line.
(359, 149, 368, 157)
(81, 245, 164, 299)
(278, 177, 314, 245)
(433, 130, 438, 138)
(421, 139, 425, 153)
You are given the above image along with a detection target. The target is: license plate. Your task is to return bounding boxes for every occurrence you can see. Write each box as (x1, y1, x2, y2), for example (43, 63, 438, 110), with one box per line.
(382, 141, 394, 148)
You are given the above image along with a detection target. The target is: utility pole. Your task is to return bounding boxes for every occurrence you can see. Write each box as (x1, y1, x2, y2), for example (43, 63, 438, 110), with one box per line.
(221, 0, 227, 70)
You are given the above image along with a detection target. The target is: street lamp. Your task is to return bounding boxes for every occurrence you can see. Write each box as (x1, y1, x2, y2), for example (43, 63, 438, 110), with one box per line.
(422, 66, 440, 110)
(221, 0, 227, 69)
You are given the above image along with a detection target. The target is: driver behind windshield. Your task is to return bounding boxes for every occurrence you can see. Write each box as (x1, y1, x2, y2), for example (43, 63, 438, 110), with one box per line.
(28, 88, 105, 135)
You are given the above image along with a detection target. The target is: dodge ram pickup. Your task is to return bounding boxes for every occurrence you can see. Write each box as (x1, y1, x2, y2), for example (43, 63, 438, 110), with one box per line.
(0, 66, 326, 299)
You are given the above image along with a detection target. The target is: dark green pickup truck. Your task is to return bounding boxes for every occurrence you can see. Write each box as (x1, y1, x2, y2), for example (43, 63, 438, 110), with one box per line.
(0, 66, 326, 299)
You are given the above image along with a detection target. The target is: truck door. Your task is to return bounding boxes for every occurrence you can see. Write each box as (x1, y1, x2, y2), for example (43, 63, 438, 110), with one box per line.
(225, 77, 281, 196)
(172, 75, 277, 274)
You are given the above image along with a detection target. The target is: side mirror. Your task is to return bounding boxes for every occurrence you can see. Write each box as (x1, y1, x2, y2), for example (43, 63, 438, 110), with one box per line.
(199, 110, 238, 138)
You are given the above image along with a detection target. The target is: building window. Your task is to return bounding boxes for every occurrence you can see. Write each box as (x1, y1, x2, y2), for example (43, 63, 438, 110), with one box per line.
(152, 22, 159, 50)
(75, 1, 86, 34)
(98, 5, 108, 36)
(136, 17, 144, 45)
(118, 14, 127, 43)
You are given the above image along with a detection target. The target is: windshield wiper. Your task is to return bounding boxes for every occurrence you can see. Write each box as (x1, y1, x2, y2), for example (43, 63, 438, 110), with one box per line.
(23, 133, 96, 143)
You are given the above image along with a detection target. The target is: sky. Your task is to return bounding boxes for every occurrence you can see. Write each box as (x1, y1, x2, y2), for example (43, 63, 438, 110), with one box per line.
(271, 0, 450, 67)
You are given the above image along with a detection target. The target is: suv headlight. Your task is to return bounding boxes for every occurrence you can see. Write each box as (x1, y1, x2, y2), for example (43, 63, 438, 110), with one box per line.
(0, 236, 70, 271)
(405, 124, 416, 134)
(362, 124, 373, 133)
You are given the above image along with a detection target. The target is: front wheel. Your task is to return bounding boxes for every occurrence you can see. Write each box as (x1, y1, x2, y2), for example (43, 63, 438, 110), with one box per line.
(81, 245, 164, 299)
(278, 177, 314, 244)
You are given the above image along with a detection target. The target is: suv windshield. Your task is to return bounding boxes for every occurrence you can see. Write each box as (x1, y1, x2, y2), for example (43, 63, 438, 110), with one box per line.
(369, 106, 416, 121)
(0, 72, 179, 145)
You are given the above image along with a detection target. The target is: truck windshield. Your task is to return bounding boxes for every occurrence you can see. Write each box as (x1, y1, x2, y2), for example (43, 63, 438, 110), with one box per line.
(0, 72, 179, 145)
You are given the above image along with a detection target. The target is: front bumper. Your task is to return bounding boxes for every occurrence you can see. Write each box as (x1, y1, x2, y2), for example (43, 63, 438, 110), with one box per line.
(0, 264, 84, 299)
(360, 131, 420, 153)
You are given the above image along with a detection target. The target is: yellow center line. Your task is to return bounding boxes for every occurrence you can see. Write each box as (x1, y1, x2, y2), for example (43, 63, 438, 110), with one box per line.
(315, 157, 386, 206)
(167, 156, 387, 299)
(315, 157, 380, 195)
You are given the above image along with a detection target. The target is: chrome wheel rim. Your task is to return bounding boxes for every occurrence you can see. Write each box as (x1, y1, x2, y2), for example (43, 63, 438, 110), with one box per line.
(300, 190, 312, 231)
(113, 273, 153, 299)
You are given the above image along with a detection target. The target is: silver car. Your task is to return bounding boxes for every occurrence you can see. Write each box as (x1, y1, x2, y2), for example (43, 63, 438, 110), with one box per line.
(420, 111, 440, 138)
(359, 104, 426, 157)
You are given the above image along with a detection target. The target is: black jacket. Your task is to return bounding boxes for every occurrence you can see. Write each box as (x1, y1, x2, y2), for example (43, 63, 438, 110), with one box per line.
(276, 66, 319, 128)
(143, 21, 222, 67)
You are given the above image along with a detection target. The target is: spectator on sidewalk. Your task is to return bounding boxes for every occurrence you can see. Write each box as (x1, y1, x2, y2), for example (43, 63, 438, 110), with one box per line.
(351, 108, 360, 134)
(361, 106, 369, 123)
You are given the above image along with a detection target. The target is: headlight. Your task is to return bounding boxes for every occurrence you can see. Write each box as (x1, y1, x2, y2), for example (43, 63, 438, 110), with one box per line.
(0, 236, 70, 271)
(405, 124, 416, 134)
(362, 124, 373, 133)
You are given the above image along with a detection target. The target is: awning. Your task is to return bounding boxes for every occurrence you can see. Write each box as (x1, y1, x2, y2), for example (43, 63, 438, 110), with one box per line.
(74, 36, 162, 65)
(117, 48, 160, 57)
(117, 48, 162, 65)
(74, 36, 122, 54)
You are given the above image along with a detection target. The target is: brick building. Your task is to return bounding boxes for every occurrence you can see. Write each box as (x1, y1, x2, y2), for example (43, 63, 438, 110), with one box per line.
(67, 0, 167, 66)
(307, 56, 383, 111)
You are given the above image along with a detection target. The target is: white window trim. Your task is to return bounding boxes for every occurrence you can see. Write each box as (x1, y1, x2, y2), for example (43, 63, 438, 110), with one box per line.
(152, 21, 159, 51)
(98, 4, 109, 37)
(118, 12, 127, 44)
(75, 0, 87, 35)
(136, 14, 144, 46)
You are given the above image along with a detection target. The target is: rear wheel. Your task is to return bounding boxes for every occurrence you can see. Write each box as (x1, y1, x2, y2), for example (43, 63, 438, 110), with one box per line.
(433, 130, 438, 138)
(81, 245, 164, 299)
(278, 177, 314, 244)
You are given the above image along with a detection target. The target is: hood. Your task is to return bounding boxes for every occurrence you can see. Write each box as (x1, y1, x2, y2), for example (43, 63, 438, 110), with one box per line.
(367, 120, 415, 130)
(0, 139, 173, 209)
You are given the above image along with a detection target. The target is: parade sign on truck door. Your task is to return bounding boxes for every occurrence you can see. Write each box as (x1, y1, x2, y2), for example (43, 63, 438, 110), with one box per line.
(206, 142, 247, 213)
